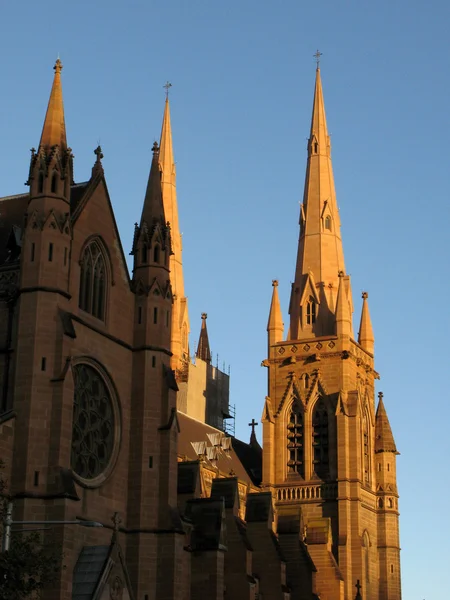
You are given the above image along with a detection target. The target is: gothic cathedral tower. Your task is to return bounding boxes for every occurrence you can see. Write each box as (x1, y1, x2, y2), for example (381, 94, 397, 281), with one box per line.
(262, 67, 401, 600)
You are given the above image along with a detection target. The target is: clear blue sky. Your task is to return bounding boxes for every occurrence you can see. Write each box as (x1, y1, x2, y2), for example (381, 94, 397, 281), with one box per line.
(1, 1, 448, 597)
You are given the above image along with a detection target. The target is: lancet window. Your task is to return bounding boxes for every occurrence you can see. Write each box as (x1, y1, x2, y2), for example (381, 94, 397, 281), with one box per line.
(363, 414, 370, 484)
(287, 401, 304, 477)
(79, 241, 107, 320)
(324, 215, 332, 230)
(306, 298, 316, 325)
(312, 399, 329, 478)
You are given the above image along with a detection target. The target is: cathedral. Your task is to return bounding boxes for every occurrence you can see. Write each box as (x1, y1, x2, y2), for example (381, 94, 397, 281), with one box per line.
(0, 59, 401, 600)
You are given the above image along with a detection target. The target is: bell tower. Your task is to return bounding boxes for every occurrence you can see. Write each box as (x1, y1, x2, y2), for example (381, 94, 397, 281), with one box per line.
(262, 66, 401, 600)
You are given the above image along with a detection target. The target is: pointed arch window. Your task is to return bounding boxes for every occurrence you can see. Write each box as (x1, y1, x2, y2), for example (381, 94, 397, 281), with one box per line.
(363, 414, 370, 484)
(287, 401, 304, 477)
(38, 172, 44, 194)
(153, 244, 160, 264)
(51, 172, 58, 194)
(141, 244, 148, 264)
(324, 215, 332, 231)
(306, 298, 316, 325)
(312, 399, 329, 478)
(79, 241, 107, 320)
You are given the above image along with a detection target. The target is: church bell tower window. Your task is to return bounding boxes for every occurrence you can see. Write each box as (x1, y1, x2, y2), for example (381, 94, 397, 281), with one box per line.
(363, 414, 370, 484)
(312, 400, 329, 478)
(287, 402, 304, 477)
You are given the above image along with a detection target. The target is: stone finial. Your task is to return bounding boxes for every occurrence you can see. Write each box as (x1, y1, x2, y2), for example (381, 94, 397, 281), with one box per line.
(54, 58, 63, 74)
(272, 279, 279, 287)
(362, 291, 368, 299)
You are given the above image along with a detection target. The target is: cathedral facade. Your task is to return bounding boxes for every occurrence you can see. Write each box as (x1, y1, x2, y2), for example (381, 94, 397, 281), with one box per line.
(0, 60, 400, 600)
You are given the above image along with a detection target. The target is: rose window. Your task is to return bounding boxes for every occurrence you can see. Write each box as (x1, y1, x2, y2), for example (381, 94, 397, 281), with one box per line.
(71, 364, 115, 480)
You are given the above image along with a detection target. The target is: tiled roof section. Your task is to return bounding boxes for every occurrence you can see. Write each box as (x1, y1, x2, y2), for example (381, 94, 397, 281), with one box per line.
(210, 477, 239, 509)
(177, 411, 256, 487)
(375, 394, 398, 454)
(231, 436, 262, 486)
(245, 492, 273, 524)
(178, 461, 201, 494)
(0, 193, 28, 265)
(72, 545, 110, 600)
(70, 182, 90, 212)
(185, 498, 227, 551)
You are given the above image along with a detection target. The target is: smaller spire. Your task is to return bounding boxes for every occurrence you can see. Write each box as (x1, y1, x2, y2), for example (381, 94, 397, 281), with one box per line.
(358, 291, 375, 354)
(39, 59, 67, 150)
(335, 272, 351, 337)
(375, 393, 398, 454)
(267, 280, 284, 345)
(196, 313, 211, 363)
(140, 142, 165, 226)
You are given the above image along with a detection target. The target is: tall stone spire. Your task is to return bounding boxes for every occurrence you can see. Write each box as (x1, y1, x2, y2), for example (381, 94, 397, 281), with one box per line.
(39, 59, 67, 150)
(196, 313, 211, 363)
(358, 292, 375, 354)
(27, 59, 72, 205)
(159, 96, 190, 374)
(267, 280, 284, 346)
(289, 67, 348, 339)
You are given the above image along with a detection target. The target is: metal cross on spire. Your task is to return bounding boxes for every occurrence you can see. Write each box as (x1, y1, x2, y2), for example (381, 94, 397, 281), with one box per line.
(163, 81, 172, 99)
(248, 418, 258, 436)
(313, 49, 323, 68)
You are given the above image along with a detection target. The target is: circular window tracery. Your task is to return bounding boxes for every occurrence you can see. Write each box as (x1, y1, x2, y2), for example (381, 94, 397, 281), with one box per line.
(71, 363, 115, 481)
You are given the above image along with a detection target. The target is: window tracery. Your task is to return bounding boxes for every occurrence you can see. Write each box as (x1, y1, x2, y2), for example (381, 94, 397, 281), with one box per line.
(306, 298, 316, 325)
(287, 401, 304, 477)
(312, 399, 329, 478)
(79, 241, 107, 320)
(71, 363, 115, 481)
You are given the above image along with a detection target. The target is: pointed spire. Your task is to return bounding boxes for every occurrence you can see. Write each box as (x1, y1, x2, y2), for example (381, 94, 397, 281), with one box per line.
(140, 142, 165, 226)
(289, 66, 347, 339)
(267, 280, 284, 345)
(358, 292, 375, 354)
(159, 94, 190, 372)
(335, 271, 352, 336)
(196, 313, 211, 363)
(375, 393, 398, 454)
(39, 59, 67, 150)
